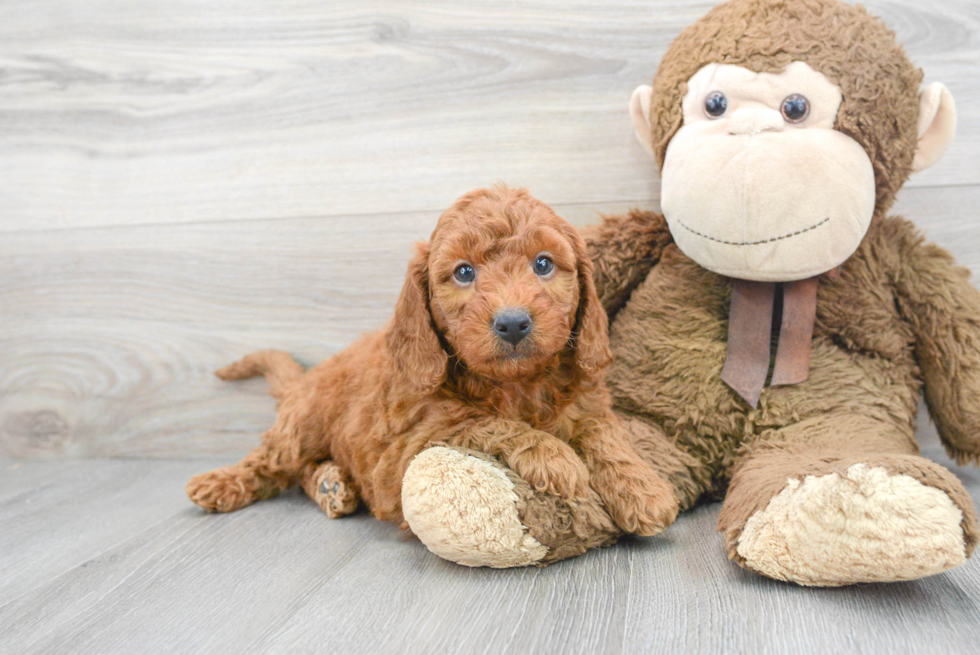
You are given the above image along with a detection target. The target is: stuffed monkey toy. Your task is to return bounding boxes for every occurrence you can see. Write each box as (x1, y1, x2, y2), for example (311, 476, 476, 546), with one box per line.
(399, 0, 980, 586)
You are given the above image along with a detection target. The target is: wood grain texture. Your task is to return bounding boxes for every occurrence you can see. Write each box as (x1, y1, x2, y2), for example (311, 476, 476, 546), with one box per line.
(3, 188, 978, 458)
(0, 0, 977, 232)
(2, 0, 979, 460)
(1, 432, 979, 655)
(0, 197, 643, 458)
(3, 1, 980, 652)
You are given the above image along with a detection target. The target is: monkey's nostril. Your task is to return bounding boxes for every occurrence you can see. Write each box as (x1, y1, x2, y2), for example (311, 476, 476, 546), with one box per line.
(492, 308, 533, 346)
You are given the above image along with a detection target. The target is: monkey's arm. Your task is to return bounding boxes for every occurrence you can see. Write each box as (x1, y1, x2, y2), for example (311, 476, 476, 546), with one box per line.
(889, 217, 980, 465)
(582, 209, 673, 317)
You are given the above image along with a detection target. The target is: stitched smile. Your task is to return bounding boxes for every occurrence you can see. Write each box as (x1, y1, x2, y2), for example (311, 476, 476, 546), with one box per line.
(678, 217, 830, 246)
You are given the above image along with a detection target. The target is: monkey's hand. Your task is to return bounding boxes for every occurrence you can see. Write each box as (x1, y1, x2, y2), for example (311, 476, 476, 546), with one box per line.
(891, 217, 980, 465)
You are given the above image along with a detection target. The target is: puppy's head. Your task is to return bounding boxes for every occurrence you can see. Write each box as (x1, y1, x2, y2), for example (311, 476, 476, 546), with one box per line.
(387, 185, 611, 393)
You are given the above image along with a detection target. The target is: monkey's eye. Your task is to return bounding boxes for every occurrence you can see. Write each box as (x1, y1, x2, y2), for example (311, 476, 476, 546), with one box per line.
(781, 94, 810, 123)
(533, 255, 554, 277)
(453, 263, 476, 284)
(704, 91, 728, 118)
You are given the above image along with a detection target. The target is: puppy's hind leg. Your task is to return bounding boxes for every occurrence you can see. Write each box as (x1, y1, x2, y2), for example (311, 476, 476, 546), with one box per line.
(187, 434, 297, 513)
(300, 460, 359, 518)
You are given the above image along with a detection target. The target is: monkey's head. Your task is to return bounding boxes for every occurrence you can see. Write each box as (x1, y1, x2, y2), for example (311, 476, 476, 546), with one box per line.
(631, 0, 956, 282)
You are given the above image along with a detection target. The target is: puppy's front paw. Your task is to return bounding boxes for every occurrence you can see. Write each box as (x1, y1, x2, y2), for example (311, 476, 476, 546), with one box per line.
(598, 466, 679, 536)
(186, 466, 258, 513)
(507, 440, 590, 499)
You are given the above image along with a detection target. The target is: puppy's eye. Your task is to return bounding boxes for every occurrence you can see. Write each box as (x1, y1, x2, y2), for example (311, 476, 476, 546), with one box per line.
(533, 255, 554, 277)
(704, 91, 728, 118)
(781, 94, 809, 123)
(453, 263, 475, 284)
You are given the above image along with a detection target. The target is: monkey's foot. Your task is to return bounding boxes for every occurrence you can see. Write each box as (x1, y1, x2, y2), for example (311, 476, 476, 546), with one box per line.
(734, 463, 970, 586)
(402, 446, 549, 567)
(402, 445, 621, 567)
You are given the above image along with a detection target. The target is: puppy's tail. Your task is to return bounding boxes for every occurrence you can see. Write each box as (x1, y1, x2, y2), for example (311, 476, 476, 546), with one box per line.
(215, 350, 304, 400)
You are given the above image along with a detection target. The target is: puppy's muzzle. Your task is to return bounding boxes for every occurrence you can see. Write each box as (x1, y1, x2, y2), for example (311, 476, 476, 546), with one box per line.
(492, 308, 532, 346)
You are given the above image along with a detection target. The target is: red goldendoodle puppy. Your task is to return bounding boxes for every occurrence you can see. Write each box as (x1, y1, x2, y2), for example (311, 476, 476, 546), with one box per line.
(187, 185, 676, 537)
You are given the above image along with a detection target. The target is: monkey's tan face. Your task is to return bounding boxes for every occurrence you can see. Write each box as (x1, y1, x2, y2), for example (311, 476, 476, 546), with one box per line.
(660, 62, 876, 281)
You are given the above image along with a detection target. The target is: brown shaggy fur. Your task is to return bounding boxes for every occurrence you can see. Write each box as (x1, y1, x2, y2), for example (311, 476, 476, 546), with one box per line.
(649, 0, 922, 215)
(187, 185, 678, 541)
(612, 1, 980, 544)
(448, 0, 980, 578)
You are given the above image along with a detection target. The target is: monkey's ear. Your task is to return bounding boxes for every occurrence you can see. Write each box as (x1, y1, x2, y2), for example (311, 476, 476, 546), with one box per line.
(630, 85, 655, 157)
(912, 82, 957, 173)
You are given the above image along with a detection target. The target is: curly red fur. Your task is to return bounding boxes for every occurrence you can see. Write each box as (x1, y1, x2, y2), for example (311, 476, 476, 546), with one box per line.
(187, 185, 677, 537)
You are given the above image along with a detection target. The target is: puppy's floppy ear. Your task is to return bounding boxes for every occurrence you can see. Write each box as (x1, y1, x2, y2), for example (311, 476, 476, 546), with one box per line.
(568, 230, 613, 373)
(386, 242, 448, 394)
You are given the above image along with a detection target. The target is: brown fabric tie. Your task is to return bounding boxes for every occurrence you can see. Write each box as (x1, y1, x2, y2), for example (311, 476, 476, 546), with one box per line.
(720, 274, 827, 408)
(720, 279, 775, 409)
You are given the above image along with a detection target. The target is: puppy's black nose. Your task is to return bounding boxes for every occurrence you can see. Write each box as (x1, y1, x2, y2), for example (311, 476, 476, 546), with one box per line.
(492, 309, 532, 346)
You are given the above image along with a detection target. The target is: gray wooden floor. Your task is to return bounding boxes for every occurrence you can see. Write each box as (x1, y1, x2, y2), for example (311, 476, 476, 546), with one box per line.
(3, 425, 980, 654)
(2, 1, 980, 653)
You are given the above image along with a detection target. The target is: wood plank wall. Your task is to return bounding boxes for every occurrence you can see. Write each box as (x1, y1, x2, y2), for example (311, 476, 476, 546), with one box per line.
(2, 0, 979, 458)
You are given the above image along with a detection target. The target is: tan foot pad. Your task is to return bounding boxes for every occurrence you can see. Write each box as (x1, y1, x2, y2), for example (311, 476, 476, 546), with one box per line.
(402, 447, 548, 568)
(316, 466, 358, 518)
(302, 462, 358, 518)
(737, 463, 967, 586)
